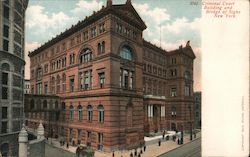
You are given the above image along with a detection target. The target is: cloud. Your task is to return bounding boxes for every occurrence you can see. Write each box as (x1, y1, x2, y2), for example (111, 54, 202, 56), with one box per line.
(26, 5, 73, 36)
(71, 0, 104, 15)
(134, 3, 170, 25)
(164, 17, 201, 34)
(24, 42, 42, 79)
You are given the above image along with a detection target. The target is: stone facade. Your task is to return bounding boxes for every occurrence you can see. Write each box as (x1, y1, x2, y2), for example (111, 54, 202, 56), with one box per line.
(26, 0, 195, 152)
(0, 0, 29, 156)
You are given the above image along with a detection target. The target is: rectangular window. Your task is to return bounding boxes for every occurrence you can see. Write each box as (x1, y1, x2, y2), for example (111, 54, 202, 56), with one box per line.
(123, 70, 129, 88)
(36, 83, 42, 94)
(98, 133, 103, 143)
(14, 44, 22, 57)
(15, 1, 23, 15)
(3, 25, 9, 38)
(2, 72, 8, 85)
(98, 72, 105, 88)
(4, 6, 9, 19)
(14, 12, 22, 27)
(1, 122, 7, 133)
(129, 72, 134, 89)
(83, 31, 88, 40)
(3, 39, 9, 51)
(91, 27, 96, 37)
(87, 131, 92, 139)
(2, 107, 7, 119)
(70, 78, 74, 92)
(2, 87, 8, 99)
(14, 30, 22, 44)
(84, 71, 89, 90)
(170, 88, 177, 97)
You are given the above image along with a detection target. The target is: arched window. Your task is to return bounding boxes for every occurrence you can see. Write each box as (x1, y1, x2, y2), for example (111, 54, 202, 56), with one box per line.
(98, 105, 104, 123)
(43, 100, 47, 109)
(120, 46, 133, 61)
(79, 48, 92, 64)
(1, 143, 9, 157)
(98, 41, 105, 54)
(1, 63, 10, 71)
(70, 105, 74, 121)
(36, 99, 41, 110)
(87, 105, 93, 122)
(56, 75, 60, 94)
(78, 105, 83, 121)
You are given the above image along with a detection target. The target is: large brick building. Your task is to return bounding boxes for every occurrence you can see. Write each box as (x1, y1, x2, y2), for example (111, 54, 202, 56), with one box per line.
(25, 0, 195, 151)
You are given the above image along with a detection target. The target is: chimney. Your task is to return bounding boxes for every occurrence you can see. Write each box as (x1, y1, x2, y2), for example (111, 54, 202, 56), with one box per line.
(107, 0, 112, 7)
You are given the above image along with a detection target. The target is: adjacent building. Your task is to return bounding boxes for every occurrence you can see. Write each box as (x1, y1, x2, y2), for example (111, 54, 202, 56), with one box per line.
(194, 91, 201, 129)
(25, 0, 195, 152)
(0, 0, 29, 156)
(24, 79, 31, 94)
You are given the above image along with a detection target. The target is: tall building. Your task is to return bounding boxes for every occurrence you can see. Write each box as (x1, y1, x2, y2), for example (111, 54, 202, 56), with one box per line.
(194, 91, 201, 129)
(25, 0, 195, 151)
(0, 0, 29, 156)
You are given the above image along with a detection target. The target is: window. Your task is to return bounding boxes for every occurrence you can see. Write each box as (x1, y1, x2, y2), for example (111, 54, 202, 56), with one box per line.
(4, 6, 9, 19)
(14, 30, 22, 44)
(62, 73, 66, 91)
(98, 133, 104, 150)
(91, 27, 96, 37)
(171, 106, 177, 118)
(171, 57, 176, 64)
(77, 129, 82, 145)
(51, 77, 55, 94)
(70, 105, 74, 121)
(14, 12, 22, 27)
(3, 25, 9, 38)
(129, 71, 134, 89)
(78, 105, 83, 121)
(148, 64, 152, 73)
(69, 54, 75, 65)
(3, 39, 9, 51)
(120, 46, 133, 61)
(56, 75, 60, 94)
(14, 43, 22, 57)
(83, 31, 88, 40)
(44, 83, 48, 94)
(44, 64, 48, 73)
(43, 100, 47, 109)
(170, 88, 177, 97)
(123, 70, 129, 88)
(36, 82, 42, 94)
(99, 23, 105, 33)
(1, 143, 9, 157)
(87, 105, 93, 122)
(1, 122, 7, 133)
(98, 41, 105, 54)
(98, 72, 105, 88)
(2, 107, 7, 119)
(185, 85, 190, 96)
(79, 48, 92, 63)
(70, 78, 74, 92)
(98, 105, 104, 123)
(2, 72, 8, 85)
(196, 112, 199, 118)
(76, 34, 81, 44)
(87, 131, 92, 139)
(15, 1, 23, 14)
(84, 71, 90, 90)
(170, 69, 177, 76)
(69, 128, 73, 142)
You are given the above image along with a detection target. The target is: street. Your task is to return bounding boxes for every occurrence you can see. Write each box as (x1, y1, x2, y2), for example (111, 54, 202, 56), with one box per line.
(158, 137, 201, 157)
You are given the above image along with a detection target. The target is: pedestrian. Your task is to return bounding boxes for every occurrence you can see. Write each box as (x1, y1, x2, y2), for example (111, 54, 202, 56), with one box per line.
(130, 152, 133, 157)
(63, 141, 65, 146)
(162, 130, 165, 139)
(140, 149, 143, 154)
(194, 132, 196, 138)
(112, 151, 115, 157)
(143, 145, 146, 152)
(134, 149, 137, 156)
(66, 142, 69, 149)
(158, 139, 161, 146)
(177, 138, 180, 145)
(166, 135, 169, 141)
(138, 153, 141, 157)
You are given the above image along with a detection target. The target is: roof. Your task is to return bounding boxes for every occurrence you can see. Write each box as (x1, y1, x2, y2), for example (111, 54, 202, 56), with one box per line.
(28, 1, 147, 57)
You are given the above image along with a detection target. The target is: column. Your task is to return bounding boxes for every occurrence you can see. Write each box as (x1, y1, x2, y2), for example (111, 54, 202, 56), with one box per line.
(18, 124, 28, 157)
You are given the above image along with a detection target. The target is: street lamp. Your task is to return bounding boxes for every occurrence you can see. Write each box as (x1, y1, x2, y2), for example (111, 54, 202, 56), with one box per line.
(188, 105, 192, 141)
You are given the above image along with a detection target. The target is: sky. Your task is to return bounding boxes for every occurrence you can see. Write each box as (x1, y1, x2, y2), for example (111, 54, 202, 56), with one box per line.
(24, 0, 201, 91)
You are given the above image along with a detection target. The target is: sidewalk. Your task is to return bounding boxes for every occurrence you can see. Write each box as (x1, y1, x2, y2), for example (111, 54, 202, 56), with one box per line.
(46, 132, 201, 157)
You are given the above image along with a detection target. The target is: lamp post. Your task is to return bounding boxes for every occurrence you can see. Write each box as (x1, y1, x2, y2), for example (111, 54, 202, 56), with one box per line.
(188, 105, 192, 141)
